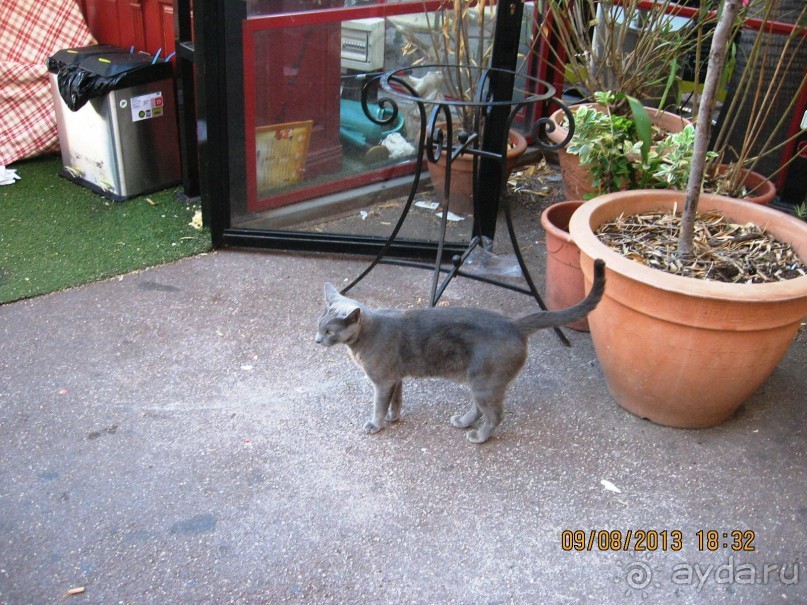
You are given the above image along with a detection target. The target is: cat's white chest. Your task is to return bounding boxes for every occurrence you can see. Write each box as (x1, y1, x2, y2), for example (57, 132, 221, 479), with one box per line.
(347, 346, 379, 382)
(347, 347, 367, 371)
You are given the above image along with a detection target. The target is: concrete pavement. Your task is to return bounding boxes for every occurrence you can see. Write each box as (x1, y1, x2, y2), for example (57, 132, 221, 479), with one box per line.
(1, 248, 805, 604)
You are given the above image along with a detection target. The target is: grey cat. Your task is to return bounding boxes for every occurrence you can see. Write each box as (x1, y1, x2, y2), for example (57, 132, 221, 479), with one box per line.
(316, 259, 605, 443)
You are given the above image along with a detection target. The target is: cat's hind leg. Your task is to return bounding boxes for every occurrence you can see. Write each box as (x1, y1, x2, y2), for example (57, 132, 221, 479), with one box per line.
(464, 349, 524, 443)
(385, 381, 403, 423)
(364, 381, 397, 434)
(465, 385, 506, 444)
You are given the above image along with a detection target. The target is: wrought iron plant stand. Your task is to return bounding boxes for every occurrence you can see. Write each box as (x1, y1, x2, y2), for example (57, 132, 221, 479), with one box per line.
(341, 64, 575, 343)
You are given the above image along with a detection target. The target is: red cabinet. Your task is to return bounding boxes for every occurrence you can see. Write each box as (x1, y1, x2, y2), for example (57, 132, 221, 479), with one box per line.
(78, 0, 175, 57)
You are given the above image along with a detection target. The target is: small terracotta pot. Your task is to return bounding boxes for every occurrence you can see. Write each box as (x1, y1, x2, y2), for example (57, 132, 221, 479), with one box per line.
(711, 165, 777, 205)
(569, 189, 807, 428)
(545, 104, 691, 200)
(540, 200, 589, 331)
(427, 129, 528, 216)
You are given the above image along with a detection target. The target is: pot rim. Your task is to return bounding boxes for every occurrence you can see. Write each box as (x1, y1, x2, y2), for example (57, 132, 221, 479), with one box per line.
(432, 121, 527, 159)
(540, 200, 585, 242)
(713, 164, 776, 204)
(569, 189, 807, 303)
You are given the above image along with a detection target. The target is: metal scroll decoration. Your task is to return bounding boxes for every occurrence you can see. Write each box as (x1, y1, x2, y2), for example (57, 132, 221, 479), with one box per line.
(476, 66, 576, 153)
(360, 64, 575, 161)
(531, 97, 576, 152)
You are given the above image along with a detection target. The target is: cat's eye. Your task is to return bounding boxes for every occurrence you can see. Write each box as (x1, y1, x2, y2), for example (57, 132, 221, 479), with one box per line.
(324, 329, 333, 335)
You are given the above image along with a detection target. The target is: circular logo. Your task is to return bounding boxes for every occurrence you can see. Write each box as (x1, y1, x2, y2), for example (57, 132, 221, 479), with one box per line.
(624, 561, 653, 590)
(119, 99, 128, 109)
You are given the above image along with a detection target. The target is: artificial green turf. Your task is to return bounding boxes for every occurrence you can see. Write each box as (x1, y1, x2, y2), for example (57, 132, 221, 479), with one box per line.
(0, 154, 212, 304)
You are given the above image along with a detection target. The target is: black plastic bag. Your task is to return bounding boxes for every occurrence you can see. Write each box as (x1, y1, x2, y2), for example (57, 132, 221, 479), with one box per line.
(47, 46, 172, 112)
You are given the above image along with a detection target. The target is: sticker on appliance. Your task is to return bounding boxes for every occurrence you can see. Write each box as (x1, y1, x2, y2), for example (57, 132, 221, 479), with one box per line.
(130, 92, 165, 122)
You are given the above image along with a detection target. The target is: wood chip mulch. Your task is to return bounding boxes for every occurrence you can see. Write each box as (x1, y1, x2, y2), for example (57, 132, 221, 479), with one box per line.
(595, 209, 807, 284)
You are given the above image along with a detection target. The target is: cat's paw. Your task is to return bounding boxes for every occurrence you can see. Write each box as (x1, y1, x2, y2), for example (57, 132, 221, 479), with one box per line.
(451, 413, 478, 429)
(385, 411, 400, 423)
(466, 429, 490, 444)
(450, 414, 468, 428)
(363, 420, 384, 434)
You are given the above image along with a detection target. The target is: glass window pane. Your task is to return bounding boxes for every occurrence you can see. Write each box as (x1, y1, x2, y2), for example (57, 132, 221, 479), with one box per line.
(232, 3, 540, 246)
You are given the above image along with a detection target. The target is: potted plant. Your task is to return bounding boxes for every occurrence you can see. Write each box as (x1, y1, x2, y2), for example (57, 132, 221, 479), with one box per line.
(395, 0, 529, 214)
(558, 91, 699, 197)
(541, 0, 805, 310)
(539, 0, 711, 197)
(541, 91, 697, 324)
(567, 0, 807, 428)
(542, 0, 708, 106)
(537, 0, 703, 315)
(542, 0, 803, 337)
(544, 96, 694, 199)
(546, 90, 779, 204)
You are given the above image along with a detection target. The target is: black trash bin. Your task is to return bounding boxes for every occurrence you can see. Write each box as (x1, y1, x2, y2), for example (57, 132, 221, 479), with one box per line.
(47, 45, 181, 201)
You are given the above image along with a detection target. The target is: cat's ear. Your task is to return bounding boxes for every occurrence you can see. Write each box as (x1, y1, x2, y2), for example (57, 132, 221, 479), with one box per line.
(324, 282, 340, 303)
(346, 307, 361, 324)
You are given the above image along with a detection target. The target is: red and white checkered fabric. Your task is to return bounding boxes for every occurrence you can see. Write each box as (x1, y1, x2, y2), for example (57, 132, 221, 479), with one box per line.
(0, 0, 95, 166)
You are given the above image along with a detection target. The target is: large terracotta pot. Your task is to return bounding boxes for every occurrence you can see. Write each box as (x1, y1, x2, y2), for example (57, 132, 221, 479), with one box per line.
(569, 189, 807, 428)
(540, 200, 589, 331)
(545, 104, 691, 199)
(427, 129, 528, 216)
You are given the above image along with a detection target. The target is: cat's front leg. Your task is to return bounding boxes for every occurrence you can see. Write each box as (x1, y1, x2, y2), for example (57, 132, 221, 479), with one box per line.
(364, 381, 396, 434)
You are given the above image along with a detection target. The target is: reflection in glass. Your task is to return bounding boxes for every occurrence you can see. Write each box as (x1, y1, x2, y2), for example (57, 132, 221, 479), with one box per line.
(235, 3, 537, 247)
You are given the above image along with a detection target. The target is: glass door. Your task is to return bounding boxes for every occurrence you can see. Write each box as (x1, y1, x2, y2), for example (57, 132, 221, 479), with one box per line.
(192, 0, 545, 255)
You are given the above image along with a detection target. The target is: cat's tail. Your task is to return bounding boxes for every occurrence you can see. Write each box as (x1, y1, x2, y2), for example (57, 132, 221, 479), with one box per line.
(516, 259, 606, 335)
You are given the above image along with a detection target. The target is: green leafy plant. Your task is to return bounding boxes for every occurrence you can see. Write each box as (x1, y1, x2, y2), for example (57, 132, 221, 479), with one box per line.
(566, 100, 635, 193)
(565, 91, 706, 196)
(648, 125, 701, 190)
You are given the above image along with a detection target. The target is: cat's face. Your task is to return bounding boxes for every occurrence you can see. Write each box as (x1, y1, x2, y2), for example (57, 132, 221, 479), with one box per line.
(316, 284, 362, 347)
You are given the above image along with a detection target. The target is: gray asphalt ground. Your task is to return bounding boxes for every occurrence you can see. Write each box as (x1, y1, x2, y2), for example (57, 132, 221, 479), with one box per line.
(1, 247, 805, 604)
